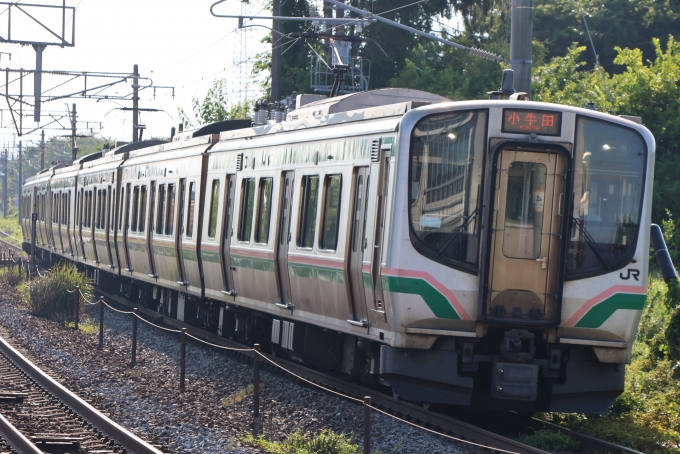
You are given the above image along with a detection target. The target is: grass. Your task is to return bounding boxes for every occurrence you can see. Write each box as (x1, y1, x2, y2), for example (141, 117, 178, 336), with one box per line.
(516, 429, 579, 452)
(243, 429, 365, 454)
(23, 263, 93, 322)
(0, 207, 24, 247)
(64, 319, 99, 334)
(0, 265, 24, 286)
(222, 383, 255, 406)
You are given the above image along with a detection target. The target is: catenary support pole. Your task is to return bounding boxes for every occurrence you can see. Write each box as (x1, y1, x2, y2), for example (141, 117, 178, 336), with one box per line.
(363, 396, 371, 454)
(132, 64, 139, 143)
(70, 103, 77, 162)
(131, 308, 138, 365)
(510, 0, 533, 94)
(2, 149, 7, 218)
(180, 328, 186, 390)
(17, 141, 21, 217)
(271, 0, 282, 102)
(33, 45, 46, 123)
(40, 130, 45, 171)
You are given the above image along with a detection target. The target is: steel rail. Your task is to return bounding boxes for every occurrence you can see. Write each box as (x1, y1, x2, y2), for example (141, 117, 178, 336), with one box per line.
(0, 335, 163, 454)
(0, 413, 43, 454)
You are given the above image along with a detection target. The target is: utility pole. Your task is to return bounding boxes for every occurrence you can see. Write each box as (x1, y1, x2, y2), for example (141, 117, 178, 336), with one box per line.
(132, 64, 139, 143)
(2, 149, 6, 219)
(17, 141, 21, 218)
(70, 103, 78, 162)
(510, 0, 533, 94)
(40, 129, 45, 170)
(271, 0, 282, 102)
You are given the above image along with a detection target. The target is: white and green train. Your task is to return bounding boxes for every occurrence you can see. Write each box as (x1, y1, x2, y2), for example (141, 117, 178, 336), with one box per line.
(22, 86, 659, 413)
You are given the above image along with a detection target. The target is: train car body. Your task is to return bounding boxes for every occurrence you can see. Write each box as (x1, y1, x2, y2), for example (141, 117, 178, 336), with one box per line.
(23, 88, 654, 413)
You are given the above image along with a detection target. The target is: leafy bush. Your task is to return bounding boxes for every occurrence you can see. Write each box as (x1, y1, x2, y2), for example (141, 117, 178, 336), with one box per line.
(24, 263, 92, 321)
(516, 429, 579, 452)
(244, 429, 363, 454)
(0, 264, 23, 286)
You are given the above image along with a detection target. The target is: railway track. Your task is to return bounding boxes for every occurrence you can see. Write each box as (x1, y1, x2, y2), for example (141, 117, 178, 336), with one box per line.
(99, 289, 643, 454)
(0, 329, 164, 453)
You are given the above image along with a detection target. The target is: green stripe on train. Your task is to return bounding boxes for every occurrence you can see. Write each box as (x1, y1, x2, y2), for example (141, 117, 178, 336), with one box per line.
(382, 275, 460, 320)
(230, 254, 275, 273)
(288, 262, 344, 283)
(574, 293, 647, 328)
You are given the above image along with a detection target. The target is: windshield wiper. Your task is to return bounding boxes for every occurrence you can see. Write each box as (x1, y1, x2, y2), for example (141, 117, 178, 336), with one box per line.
(434, 208, 478, 258)
(571, 217, 613, 270)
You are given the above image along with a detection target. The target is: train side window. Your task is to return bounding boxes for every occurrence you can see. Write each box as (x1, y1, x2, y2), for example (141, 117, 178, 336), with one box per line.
(237, 178, 255, 242)
(84, 192, 90, 228)
(320, 175, 342, 251)
(166, 183, 176, 236)
(101, 189, 107, 229)
(131, 186, 140, 232)
(297, 175, 319, 249)
(97, 190, 102, 229)
(156, 184, 166, 235)
(110, 189, 116, 232)
(119, 187, 125, 231)
(186, 182, 196, 238)
(208, 179, 220, 239)
(255, 178, 273, 244)
(138, 186, 147, 233)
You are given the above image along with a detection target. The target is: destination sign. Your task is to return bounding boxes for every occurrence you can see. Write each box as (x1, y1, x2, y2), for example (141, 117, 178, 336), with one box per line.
(502, 109, 562, 136)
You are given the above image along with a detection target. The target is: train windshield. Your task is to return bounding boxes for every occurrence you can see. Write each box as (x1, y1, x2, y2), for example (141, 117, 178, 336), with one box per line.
(567, 116, 647, 278)
(409, 109, 487, 272)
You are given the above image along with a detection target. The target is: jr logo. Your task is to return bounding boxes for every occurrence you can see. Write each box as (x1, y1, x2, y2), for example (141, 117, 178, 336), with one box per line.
(620, 269, 640, 281)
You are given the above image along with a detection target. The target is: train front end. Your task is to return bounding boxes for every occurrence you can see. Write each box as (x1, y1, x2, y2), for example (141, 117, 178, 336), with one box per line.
(381, 100, 654, 413)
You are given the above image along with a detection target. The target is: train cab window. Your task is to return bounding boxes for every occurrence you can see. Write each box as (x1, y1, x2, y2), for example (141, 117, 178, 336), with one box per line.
(255, 178, 273, 244)
(409, 109, 487, 273)
(320, 175, 342, 251)
(567, 116, 647, 279)
(166, 183, 176, 236)
(237, 178, 255, 242)
(297, 175, 319, 249)
(186, 182, 196, 238)
(208, 179, 221, 239)
(138, 186, 147, 233)
(156, 184, 166, 235)
(131, 186, 140, 232)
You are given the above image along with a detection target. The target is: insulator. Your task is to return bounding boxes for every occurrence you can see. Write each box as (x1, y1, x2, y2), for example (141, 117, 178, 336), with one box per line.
(468, 47, 504, 62)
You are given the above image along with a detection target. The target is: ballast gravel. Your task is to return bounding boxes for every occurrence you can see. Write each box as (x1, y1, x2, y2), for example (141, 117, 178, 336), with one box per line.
(0, 282, 483, 454)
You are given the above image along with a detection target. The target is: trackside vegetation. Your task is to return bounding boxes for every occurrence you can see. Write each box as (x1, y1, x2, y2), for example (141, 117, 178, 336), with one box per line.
(22, 263, 93, 322)
(243, 429, 370, 454)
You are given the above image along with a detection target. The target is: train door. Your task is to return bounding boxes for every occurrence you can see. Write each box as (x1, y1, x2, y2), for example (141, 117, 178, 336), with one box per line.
(485, 146, 568, 324)
(369, 145, 391, 324)
(66, 190, 73, 255)
(104, 186, 113, 265)
(346, 167, 370, 325)
(220, 174, 236, 294)
(175, 178, 187, 284)
(122, 184, 132, 270)
(147, 181, 157, 277)
(275, 171, 293, 307)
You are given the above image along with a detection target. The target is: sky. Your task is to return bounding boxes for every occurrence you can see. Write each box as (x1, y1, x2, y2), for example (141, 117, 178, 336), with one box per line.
(0, 0, 271, 150)
(0, 0, 462, 156)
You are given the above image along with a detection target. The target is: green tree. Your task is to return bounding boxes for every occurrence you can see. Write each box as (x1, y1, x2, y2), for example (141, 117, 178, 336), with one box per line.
(532, 36, 680, 223)
(178, 78, 251, 127)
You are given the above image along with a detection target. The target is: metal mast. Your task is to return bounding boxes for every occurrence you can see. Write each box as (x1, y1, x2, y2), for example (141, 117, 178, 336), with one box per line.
(132, 64, 139, 143)
(271, 0, 282, 102)
(510, 0, 533, 94)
